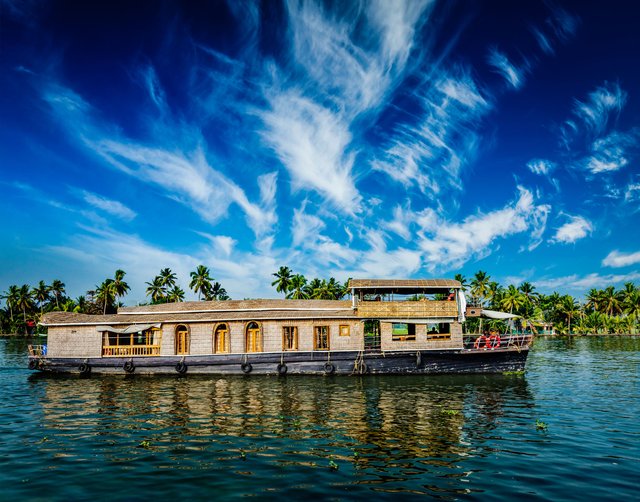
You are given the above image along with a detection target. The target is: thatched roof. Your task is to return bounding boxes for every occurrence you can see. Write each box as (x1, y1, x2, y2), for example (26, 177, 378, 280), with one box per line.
(41, 301, 356, 327)
(348, 279, 460, 293)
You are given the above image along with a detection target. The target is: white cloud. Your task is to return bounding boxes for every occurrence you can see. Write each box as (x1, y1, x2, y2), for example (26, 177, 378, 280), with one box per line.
(537, 271, 640, 292)
(79, 190, 137, 221)
(567, 82, 627, 141)
(526, 159, 555, 176)
(625, 183, 640, 202)
(602, 250, 640, 268)
(582, 130, 637, 173)
(551, 215, 592, 243)
(372, 69, 490, 194)
(487, 48, 525, 89)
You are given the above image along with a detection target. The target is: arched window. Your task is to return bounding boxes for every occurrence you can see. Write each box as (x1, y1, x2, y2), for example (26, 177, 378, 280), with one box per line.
(245, 321, 262, 353)
(213, 323, 229, 353)
(175, 324, 190, 355)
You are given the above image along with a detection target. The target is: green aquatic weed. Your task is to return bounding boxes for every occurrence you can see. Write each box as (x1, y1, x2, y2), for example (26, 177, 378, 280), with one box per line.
(535, 419, 548, 431)
(329, 459, 339, 470)
(138, 440, 151, 448)
(441, 409, 459, 416)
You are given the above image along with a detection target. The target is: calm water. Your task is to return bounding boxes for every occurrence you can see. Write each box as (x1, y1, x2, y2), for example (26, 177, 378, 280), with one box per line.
(1, 337, 638, 501)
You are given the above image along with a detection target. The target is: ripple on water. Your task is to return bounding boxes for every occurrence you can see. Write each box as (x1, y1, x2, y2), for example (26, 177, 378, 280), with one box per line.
(0, 336, 638, 500)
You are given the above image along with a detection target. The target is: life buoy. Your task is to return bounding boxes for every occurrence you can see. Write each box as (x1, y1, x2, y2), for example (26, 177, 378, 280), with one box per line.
(323, 362, 335, 375)
(489, 334, 501, 349)
(277, 363, 288, 375)
(123, 361, 135, 373)
(175, 361, 188, 374)
(79, 363, 91, 375)
(358, 362, 369, 375)
(474, 335, 488, 349)
(28, 359, 39, 370)
(241, 362, 252, 374)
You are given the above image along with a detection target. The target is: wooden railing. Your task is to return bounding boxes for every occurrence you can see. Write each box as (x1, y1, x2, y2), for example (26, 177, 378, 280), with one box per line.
(102, 345, 161, 357)
(357, 300, 458, 319)
(28, 344, 47, 357)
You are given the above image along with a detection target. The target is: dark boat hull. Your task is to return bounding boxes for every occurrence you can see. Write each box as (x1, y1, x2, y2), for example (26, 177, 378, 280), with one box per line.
(29, 347, 529, 376)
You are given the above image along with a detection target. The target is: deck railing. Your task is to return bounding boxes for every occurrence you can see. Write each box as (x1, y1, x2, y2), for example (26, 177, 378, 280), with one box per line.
(28, 344, 47, 357)
(102, 345, 161, 357)
(357, 300, 458, 319)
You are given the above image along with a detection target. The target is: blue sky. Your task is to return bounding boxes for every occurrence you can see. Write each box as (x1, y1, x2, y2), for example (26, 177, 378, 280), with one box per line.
(1, 0, 639, 303)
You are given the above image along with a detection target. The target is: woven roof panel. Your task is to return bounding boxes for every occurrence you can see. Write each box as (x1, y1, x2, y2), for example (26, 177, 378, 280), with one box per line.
(348, 279, 460, 289)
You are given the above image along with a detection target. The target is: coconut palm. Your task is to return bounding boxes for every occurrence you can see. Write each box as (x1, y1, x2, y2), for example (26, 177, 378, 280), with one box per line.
(31, 281, 50, 316)
(470, 270, 491, 306)
(205, 282, 228, 301)
(304, 278, 324, 299)
(112, 270, 130, 303)
(166, 285, 185, 303)
(501, 285, 525, 314)
(600, 286, 623, 316)
(145, 277, 165, 304)
(286, 274, 309, 299)
(15, 284, 34, 332)
(559, 295, 580, 334)
(50, 279, 66, 309)
(584, 288, 602, 313)
(622, 289, 640, 320)
(95, 279, 116, 314)
(1, 285, 19, 322)
(190, 265, 213, 301)
(159, 268, 177, 289)
(271, 266, 293, 297)
(454, 274, 468, 292)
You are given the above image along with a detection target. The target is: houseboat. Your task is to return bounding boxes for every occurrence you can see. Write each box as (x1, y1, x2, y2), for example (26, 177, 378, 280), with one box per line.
(28, 279, 532, 375)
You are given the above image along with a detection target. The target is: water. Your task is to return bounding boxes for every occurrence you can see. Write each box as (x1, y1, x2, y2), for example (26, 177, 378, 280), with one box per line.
(1, 337, 638, 501)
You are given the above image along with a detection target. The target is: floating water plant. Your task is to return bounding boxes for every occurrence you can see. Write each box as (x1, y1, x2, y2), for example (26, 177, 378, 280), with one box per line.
(503, 370, 525, 376)
(535, 419, 548, 431)
(137, 440, 151, 448)
(329, 459, 339, 470)
(441, 409, 459, 416)
(240, 451, 246, 460)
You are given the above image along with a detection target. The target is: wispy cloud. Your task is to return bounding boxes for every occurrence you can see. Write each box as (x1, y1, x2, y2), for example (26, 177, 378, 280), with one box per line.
(551, 215, 592, 243)
(526, 158, 555, 176)
(77, 189, 137, 221)
(536, 271, 640, 292)
(602, 250, 640, 268)
(570, 82, 627, 140)
(372, 68, 490, 195)
(42, 84, 278, 238)
(487, 48, 525, 89)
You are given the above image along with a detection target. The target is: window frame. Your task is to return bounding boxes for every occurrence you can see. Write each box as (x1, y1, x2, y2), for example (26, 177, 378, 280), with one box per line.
(314, 325, 330, 350)
(282, 326, 299, 351)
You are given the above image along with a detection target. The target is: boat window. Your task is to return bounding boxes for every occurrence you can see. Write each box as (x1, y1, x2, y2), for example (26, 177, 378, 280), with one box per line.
(102, 328, 161, 357)
(314, 326, 330, 350)
(246, 321, 262, 352)
(282, 326, 298, 351)
(392, 323, 416, 341)
(427, 323, 451, 340)
(175, 325, 190, 355)
(339, 325, 350, 337)
(213, 323, 229, 353)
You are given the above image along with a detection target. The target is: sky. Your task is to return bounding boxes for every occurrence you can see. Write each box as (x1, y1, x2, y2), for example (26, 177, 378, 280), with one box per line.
(1, 0, 639, 303)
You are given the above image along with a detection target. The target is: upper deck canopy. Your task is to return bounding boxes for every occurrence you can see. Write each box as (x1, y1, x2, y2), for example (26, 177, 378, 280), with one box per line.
(348, 279, 461, 295)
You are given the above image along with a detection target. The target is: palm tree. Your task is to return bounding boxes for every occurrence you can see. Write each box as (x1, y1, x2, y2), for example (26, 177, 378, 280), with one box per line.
(166, 285, 185, 303)
(304, 278, 324, 299)
(74, 295, 87, 313)
(327, 277, 343, 300)
(271, 266, 293, 297)
(205, 282, 228, 301)
(286, 274, 309, 299)
(454, 274, 468, 292)
(501, 285, 525, 314)
(50, 279, 66, 309)
(32, 281, 50, 316)
(112, 270, 130, 304)
(600, 286, 623, 316)
(159, 268, 177, 290)
(470, 271, 491, 306)
(559, 295, 580, 334)
(1, 285, 19, 322)
(145, 277, 165, 304)
(190, 265, 213, 301)
(95, 279, 116, 315)
(622, 289, 640, 322)
(15, 284, 34, 332)
(585, 288, 602, 313)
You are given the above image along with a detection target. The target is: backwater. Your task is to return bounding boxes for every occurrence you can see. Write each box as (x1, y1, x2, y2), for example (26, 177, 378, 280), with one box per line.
(0, 336, 638, 500)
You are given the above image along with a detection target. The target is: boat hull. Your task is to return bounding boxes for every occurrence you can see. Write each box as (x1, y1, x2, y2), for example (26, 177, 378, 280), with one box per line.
(29, 347, 528, 376)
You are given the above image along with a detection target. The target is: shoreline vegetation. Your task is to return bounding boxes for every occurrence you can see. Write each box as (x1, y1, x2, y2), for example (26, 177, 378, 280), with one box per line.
(1, 267, 639, 336)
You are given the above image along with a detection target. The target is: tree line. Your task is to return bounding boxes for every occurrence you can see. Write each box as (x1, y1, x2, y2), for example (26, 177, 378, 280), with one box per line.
(457, 271, 640, 335)
(0, 265, 226, 334)
(2, 267, 639, 335)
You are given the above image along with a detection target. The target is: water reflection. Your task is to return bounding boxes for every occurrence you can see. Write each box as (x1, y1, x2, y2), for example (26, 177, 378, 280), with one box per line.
(32, 371, 532, 495)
